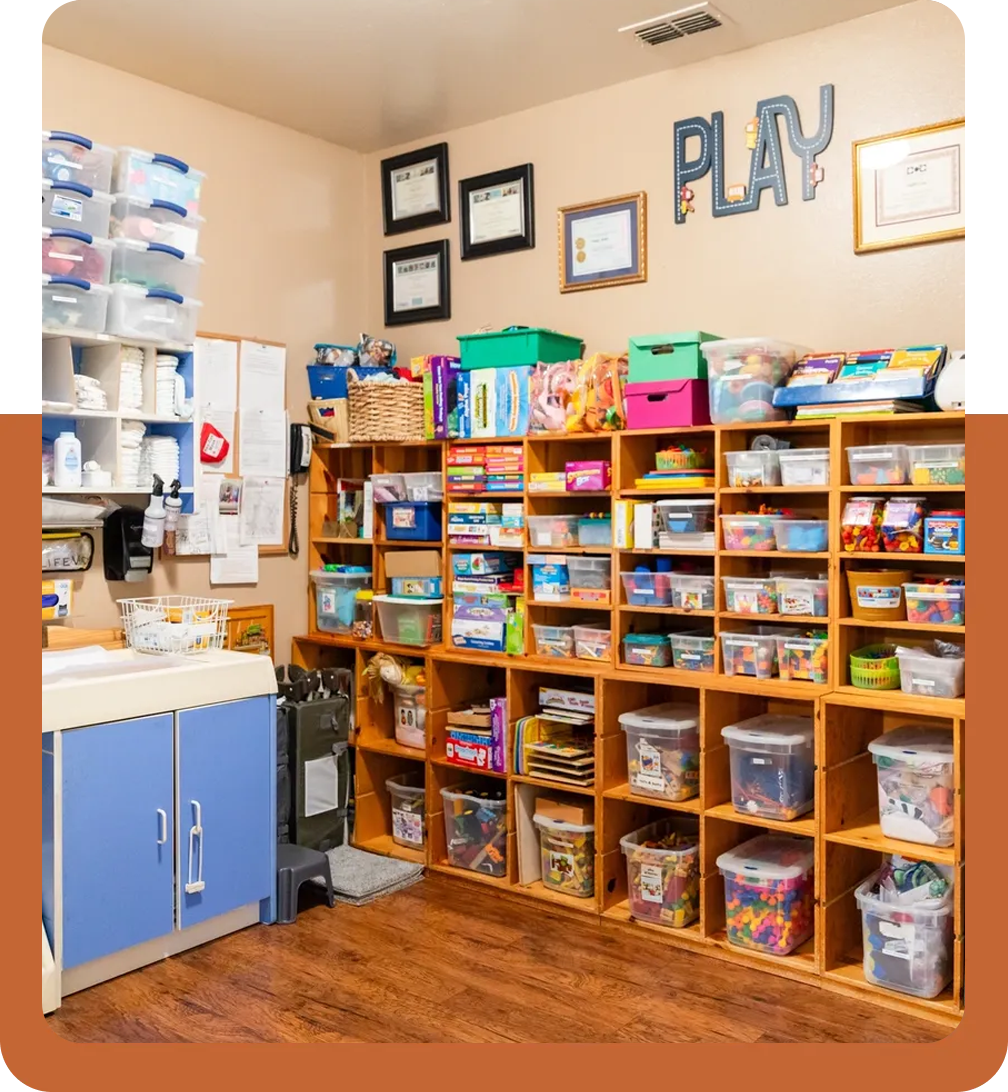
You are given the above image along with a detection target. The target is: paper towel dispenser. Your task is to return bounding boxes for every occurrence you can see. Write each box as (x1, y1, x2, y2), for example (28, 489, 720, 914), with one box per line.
(103, 506, 154, 582)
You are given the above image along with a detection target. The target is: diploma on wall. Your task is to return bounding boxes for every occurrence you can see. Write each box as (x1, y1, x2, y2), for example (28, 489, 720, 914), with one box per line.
(569, 208, 633, 276)
(469, 181, 525, 244)
(392, 254, 441, 312)
(391, 158, 441, 221)
(874, 144, 962, 227)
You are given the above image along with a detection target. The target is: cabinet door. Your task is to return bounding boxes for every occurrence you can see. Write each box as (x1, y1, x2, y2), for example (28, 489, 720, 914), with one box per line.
(177, 697, 273, 928)
(62, 714, 174, 969)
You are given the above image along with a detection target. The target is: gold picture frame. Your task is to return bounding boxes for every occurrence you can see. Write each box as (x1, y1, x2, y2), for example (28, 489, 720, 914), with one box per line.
(558, 192, 647, 292)
(853, 118, 965, 254)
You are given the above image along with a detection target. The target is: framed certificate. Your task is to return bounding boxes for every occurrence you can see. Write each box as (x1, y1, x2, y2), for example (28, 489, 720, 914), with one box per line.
(558, 192, 646, 292)
(459, 164, 535, 260)
(853, 118, 965, 254)
(383, 239, 451, 326)
(381, 142, 450, 236)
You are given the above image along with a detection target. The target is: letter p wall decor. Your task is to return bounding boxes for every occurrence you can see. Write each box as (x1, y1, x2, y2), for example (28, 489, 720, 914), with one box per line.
(674, 84, 834, 223)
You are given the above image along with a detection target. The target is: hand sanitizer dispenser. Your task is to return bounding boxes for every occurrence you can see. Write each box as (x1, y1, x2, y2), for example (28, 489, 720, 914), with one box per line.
(103, 507, 154, 582)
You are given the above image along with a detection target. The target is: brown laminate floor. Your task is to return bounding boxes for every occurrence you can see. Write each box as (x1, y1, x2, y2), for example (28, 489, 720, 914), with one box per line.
(49, 874, 947, 1043)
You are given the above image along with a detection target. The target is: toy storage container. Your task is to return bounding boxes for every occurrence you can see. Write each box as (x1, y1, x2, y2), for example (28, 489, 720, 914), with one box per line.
(441, 785, 507, 876)
(897, 646, 965, 699)
(856, 868, 954, 999)
(533, 814, 595, 899)
(353, 591, 374, 640)
(701, 338, 806, 424)
(386, 772, 426, 848)
(906, 443, 966, 486)
(720, 627, 789, 679)
(724, 450, 781, 488)
(716, 835, 815, 955)
(373, 595, 443, 647)
(840, 495, 886, 553)
(772, 519, 829, 553)
(774, 633, 829, 684)
(311, 569, 372, 633)
(42, 180, 114, 239)
(656, 499, 715, 536)
(42, 228, 113, 285)
(880, 497, 926, 554)
(846, 568, 912, 621)
(528, 514, 579, 548)
(620, 818, 700, 928)
(869, 727, 955, 846)
(370, 473, 407, 502)
(42, 131, 115, 191)
(628, 331, 719, 382)
(669, 574, 715, 611)
(567, 556, 611, 603)
(775, 576, 828, 617)
(669, 633, 715, 673)
(577, 518, 612, 546)
(403, 471, 443, 501)
(624, 379, 710, 429)
(110, 238, 203, 298)
(849, 644, 901, 690)
(621, 569, 673, 607)
(572, 625, 612, 661)
(925, 511, 965, 556)
(721, 715, 815, 820)
(721, 513, 778, 551)
(115, 147, 206, 215)
(41, 276, 110, 334)
(618, 702, 700, 802)
(904, 582, 965, 626)
(109, 194, 204, 256)
(383, 501, 441, 541)
(623, 633, 672, 667)
(392, 684, 426, 750)
(722, 576, 778, 615)
(457, 327, 583, 370)
(847, 444, 910, 485)
(778, 448, 830, 486)
(105, 283, 202, 344)
(533, 624, 575, 658)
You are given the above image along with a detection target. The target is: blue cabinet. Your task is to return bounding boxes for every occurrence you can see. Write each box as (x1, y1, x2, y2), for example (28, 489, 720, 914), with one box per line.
(177, 698, 273, 928)
(61, 714, 175, 969)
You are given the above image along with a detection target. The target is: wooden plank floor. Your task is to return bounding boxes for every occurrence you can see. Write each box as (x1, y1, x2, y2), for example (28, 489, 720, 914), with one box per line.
(49, 874, 946, 1043)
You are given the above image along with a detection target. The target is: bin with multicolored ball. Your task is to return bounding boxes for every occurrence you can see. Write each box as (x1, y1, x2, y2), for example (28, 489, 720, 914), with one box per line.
(620, 818, 700, 928)
(716, 834, 815, 956)
(701, 338, 806, 424)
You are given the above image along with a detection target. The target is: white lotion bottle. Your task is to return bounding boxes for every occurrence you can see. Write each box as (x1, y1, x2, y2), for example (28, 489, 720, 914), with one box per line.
(141, 474, 166, 548)
(53, 432, 82, 489)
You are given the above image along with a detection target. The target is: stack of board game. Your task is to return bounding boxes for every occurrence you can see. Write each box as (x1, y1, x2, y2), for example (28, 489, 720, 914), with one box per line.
(513, 685, 596, 787)
(444, 699, 507, 773)
(447, 444, 525, 493)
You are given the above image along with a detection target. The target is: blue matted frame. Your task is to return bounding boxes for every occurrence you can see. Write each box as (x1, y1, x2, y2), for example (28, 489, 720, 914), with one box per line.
(558, 191, 647, 293)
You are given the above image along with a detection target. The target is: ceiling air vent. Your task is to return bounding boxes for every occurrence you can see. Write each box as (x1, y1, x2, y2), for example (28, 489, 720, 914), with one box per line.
(619, 4, 726, 46)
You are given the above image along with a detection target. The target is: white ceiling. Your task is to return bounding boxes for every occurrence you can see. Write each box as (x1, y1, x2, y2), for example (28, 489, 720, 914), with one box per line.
(44, 0, 908, 152)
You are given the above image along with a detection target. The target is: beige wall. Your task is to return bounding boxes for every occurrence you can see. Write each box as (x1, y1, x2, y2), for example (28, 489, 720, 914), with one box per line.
(365, 1, 964, 360)
(41, 45, 368, 659)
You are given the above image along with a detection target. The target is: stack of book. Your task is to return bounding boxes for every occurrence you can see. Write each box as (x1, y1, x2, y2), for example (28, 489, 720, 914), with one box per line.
(513, 685, 596, 788)
(634, 469, 716, 490)
(444, 699, 507, 773)
(447, 444, 525, 493)
(447, 501, 524, 548)
(451, 559, 525, 655)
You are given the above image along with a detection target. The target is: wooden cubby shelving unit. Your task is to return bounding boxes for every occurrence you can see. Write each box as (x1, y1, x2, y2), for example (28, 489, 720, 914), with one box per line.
(293, 411, 965, 1027)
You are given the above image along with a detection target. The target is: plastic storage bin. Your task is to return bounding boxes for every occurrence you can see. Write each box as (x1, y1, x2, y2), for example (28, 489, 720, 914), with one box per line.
(370, 473, 407, 503)
(573, 625, 612, 661)
(906, 444, 965, 486)
(115, 147, 206, 215)
(904, 582, 965, 626)
(846, 568, 913, 621)
(386, 772, 426, 848)
(577, 518, 612, 547)
(457, 327, 583, 370)
(534, 814, 595, 898)
(723, 576, 778, 615)
(41, 276, 110, 334)
(441, 785, 507, 875)
(849, 643, 901, 690)
(656, 499, 715, 536)
(392, 684, 426, 750)
(856, 868, 954, 998)
(722, 715, 815, 820)
(621, 570, 672, 607)
(775, 633, 829, 684)
(717, 835, 815, 955)
(312, 568, 372, 633)
(701, 338, 806, 425)
(721, 513, 778, 551)
(533, 624, 575, 658)
(775, 576, 828, 617)
(42, 180, 113, 239)
(669, 633, 715, 673)
(374, 595, 443, 647)
(528, 514, 578, 548)
(403, 471, 444, 501)
(623, 633, 672, 667)
(772, 519, 829, 553)
(105, 283, 202, 344)
(618, 702, 700, 801)
(384, 501, 441, 541)
(620, 819, 700, 927)
(42, 131, 114, 191)
(847, 444, 910, 485)
(110, 194, 204, 256)
(869, 727, 954, 846)
(778, 448, 830, 486)
(725, 450, 781, 488)
(720, 627, 788, 679)
(353, 591, 374, 639)
(897, 646, 965, 699)
(880, 497, 926, 554)
(110, 238, 203, 298)
(567, 556, 611, 603)
(42, 228, 113, 285)
(670, 574, 715, 611)
(841, 495, 885, 553)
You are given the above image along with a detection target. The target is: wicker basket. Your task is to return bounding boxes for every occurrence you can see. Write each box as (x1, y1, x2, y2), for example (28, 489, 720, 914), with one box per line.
(849, 644, 901, 690)
(347, 370, 424, 442)
(308, 398, 349, 442)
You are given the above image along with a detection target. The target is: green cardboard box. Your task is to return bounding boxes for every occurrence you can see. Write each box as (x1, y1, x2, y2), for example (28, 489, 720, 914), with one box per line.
(458, 327, 584, 371)
(628, 331, 721, 383)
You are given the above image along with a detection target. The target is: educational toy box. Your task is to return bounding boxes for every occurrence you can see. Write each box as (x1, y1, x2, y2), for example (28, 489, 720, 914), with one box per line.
(618, 703, 700, 802)
(868, 727, 954, 847)
(311, 568, 372, 634)
(373, 595, 443, 647)
(625, 379, 711, 430)
(383, 501, 442, 541)
(702, 338, 806, 424)
(457, 327, 584, 371)
(534, 814, 595, 899)
(530, 557, 570, 602)
(441, 785, 508, 876)
(628, 331, 720, 383)
(620, 818, 700, 928)
(386, 772, 426, 848)
(721, 714, 815, 821)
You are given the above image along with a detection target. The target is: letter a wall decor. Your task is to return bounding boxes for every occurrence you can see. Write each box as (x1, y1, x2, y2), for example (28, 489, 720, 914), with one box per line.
(674, 85, 834, 224)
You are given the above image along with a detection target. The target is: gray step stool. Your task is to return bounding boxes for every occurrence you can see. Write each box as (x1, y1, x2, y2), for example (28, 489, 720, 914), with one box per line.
(276, 842, 336, 923)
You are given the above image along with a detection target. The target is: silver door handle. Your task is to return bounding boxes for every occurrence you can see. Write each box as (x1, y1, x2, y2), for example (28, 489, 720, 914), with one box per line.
(184, 799, 205, 894)
(156, 808, 168, 845)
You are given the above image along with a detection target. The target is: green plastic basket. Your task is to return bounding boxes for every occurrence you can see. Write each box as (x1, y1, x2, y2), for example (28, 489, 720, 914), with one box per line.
(655, 445, 713, 471)
(849, 644, 900, 690)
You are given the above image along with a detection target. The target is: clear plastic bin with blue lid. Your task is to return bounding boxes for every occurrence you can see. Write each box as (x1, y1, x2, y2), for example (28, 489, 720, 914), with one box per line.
(110, 193, 205, 256)
(105, 283, 203, 345)
(43, 130, 115, 191)
(42, 275, 111, 334)
(114, 147, 206, 215)
(42, 179, 114, 239)
(311, 566, 372, 634)
(42, 227, 113, 286)
(110, 237, 203, 298)
(721, 714, 815, 821)
(868, 726, 954, 846)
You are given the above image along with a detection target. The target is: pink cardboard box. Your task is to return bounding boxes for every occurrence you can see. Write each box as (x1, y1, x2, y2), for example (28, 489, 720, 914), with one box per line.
(566, 460, 612, 491)
(625, 379, 711, 429)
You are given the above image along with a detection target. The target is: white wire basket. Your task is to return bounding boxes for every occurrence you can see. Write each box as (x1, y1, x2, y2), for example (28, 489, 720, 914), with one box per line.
(118, 595, 231, 655)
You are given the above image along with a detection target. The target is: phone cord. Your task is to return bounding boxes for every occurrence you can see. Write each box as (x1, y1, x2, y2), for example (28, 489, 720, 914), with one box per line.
(288, 479, 299, 557)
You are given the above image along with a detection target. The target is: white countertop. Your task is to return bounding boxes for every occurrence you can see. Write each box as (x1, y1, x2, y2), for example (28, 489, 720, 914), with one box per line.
(42, 648, 277, 734)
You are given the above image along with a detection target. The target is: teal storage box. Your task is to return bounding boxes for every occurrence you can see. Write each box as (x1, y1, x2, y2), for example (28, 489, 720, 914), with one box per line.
(458, 327, 584, 371)
(628, 331, 721, 383)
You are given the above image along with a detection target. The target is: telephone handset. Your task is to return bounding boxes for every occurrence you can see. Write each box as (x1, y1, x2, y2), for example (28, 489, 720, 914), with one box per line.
(287, 424, 313, 557)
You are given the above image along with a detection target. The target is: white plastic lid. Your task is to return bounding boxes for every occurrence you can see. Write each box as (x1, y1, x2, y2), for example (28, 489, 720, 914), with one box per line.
(374, 595, 444, 605)
(721, 713, 814, 748)
(779, 448, 829, 459)
(701, 338, 807, 357)
(848, 444, 907, 460)
(656, 498, 715, 508)
(716, 834, 814, 880)
(533, 813, 595, 834)
(385, 773, 425, 798)
(618, 702, 700, 735)
(311, 568, 372, 584)
(868, 726, 953, 767)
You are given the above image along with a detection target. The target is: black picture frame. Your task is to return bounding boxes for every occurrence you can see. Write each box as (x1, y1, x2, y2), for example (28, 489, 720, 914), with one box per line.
(383, 239, 451, 326)
(380, 142, 451, 236)
(459, 163, 535, 260)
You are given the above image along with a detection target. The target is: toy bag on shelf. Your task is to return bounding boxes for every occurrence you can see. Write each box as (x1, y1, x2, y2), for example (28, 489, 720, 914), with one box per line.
(530, 353, 627, 433)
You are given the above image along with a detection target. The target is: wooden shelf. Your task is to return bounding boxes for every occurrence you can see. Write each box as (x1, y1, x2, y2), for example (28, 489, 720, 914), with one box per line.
(528, 598, 611, 610)
(511, 773, 596, 797)
(428, 861, 511, 889)
(355, 735, 427, 762)
(354, 833, 425, 865)
(603, 783, 702, 814)
(619, 488, 715, 496)
(827, 686, 964, 718)
(527, 490, 612, 498)
(719, 612, 824, 625)
(721, 550, 830, 560)
(708, 932, 818, 979)
(446, 491, 524, 499)
(840, 484, 965, 493)
(312, 536, 373, 545)
(430, 755, 508, 780)
(528, 545, 613, 555)
(601, 902, 707, 946)
(620, 605, 715, 617)
(704, 801, 816, 837)
(839, 551, 965, 563)
(375, 538, 443, 547)
(513, 880, 598, 914)
(837, 617, 965, 635)
(617, 548, 716, 557)
(824, 810, 956, 864)
(720, 486, 830, 494)
(823, 953, 961, 1024)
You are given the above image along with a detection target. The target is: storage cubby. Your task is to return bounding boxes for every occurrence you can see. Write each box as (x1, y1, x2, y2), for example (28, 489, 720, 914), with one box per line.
(617, 426, 715, 493)
(355, 650, 428, 759)
(353, 747, 426, 864)
(427, 762, 514, 887)
(427, 656, 507, 770)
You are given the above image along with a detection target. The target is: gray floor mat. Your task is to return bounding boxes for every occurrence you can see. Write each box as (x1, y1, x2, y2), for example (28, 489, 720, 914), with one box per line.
(308, 844, 424, 906)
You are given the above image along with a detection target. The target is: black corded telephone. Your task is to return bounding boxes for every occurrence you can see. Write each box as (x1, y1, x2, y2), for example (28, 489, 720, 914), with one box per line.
(287, 425, 313, 557)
